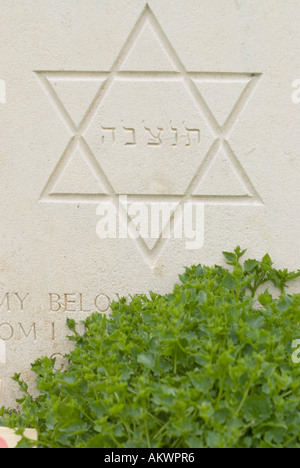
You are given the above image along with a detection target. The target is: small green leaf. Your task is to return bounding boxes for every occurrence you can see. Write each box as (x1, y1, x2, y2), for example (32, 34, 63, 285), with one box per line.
(137, 352, 155, 369)
(223, 272, 236, 289)
(197, 290, 207, 305)
(258, 290, 273, 306)
(223, 251, 236, 264)
(244, 259, 260, 272)
(261, 253, 273, 270)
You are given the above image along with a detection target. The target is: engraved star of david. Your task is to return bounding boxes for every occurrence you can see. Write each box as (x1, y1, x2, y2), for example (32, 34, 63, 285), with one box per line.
(35, 3, 262, 268)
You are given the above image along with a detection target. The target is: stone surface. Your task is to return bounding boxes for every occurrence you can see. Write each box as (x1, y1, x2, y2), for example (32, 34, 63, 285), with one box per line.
(0, 427, 37, 448)
(0, 0, 300, 407)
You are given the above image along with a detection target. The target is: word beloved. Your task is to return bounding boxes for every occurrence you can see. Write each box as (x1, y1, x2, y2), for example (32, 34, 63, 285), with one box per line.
(49, 292, 111, 313)
(0, 292, 122, 313)
(100, 122, 201, 147)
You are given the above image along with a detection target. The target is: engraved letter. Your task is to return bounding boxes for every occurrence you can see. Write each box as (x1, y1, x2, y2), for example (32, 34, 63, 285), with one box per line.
(49, 293, 62, 312)
(51, 322, 55, 341)
(0, 293, 10, 312)
(144, 126, 163, 146)
(64, 294, 76, 312)
(51, 353, 68, 372)
(184, 127, 200, 146)
(14, 293, 29, 311)
(95, 294, 111, 313)
(18, 323, 37, 340)
(171, 126, 178, 146)
(79, 293, 90, 313)
(0, 323, 14, 341)
(123, 126, 136, 146)
(101, 126, 116, 144)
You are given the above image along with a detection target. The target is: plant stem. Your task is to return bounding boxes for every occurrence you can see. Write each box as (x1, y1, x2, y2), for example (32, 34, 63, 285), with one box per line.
(153, 421, 169, 441)
(215, 374, 225, 409)
(145, 421, 150, 448)
(236, 382, 252, 415)
(173, 345, 178, 375)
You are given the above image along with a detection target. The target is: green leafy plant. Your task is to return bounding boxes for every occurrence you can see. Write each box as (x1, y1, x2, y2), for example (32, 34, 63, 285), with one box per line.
(1, 247, 300, 448)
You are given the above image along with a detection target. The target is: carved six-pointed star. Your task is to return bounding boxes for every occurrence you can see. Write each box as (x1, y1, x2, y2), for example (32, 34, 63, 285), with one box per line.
(35, 3, 262, 268)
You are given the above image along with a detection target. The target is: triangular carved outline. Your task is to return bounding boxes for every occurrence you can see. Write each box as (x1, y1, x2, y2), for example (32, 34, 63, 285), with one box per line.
(39, 136, 113, 202)
(35, 3, 263, 268)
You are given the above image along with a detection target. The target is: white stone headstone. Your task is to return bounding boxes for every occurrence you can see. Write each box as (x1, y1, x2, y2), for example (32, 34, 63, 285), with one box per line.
(0, 0, 299, 407)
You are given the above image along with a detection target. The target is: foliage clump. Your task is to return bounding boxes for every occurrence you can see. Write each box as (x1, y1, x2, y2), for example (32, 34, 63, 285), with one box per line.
(1, 247, 300, 448)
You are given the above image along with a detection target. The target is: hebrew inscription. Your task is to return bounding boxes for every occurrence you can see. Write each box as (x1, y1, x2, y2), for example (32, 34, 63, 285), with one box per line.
(98, 122, 201, 147)
(35, 4, 262, 268)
